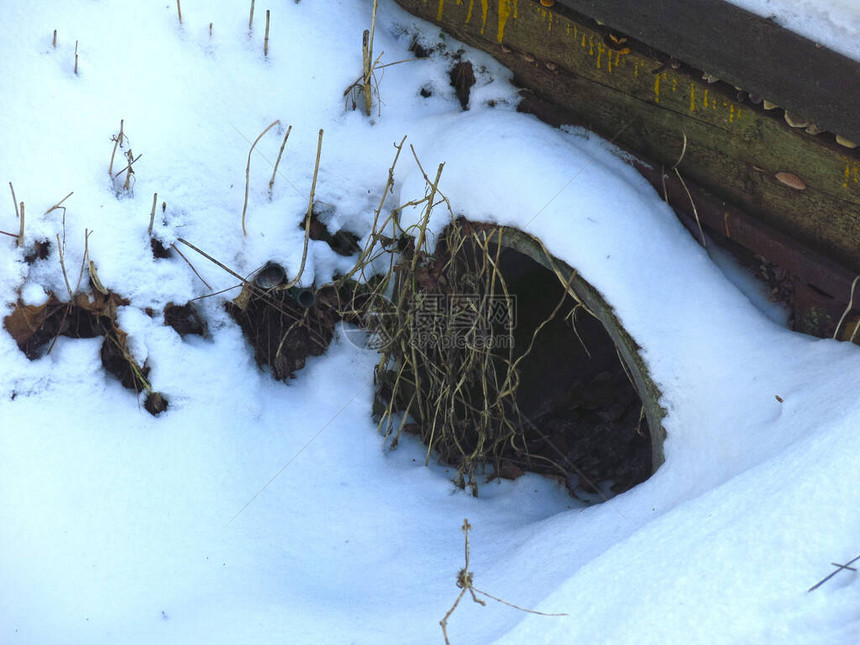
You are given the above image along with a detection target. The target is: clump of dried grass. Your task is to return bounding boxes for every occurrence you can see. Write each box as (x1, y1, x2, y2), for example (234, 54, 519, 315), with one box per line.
(341, 148, 582, 494)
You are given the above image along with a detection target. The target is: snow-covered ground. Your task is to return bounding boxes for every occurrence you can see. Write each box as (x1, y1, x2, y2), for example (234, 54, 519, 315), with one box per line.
(2, 1, 859, 643)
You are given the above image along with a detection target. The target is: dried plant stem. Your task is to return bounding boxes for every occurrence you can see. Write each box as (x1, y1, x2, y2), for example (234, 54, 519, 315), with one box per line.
(44, 191, 74, 215)
(440, 519, 565, 644)
(363, 0, 379, 115)
(361, 31, 371, 115)
(241, 119, 280, 235)
(268, 125, 292, 197)
(171, 243, 213, 290)
(76, 229, 92, 294)
(177, 237, 248, 284)
(176, 0, 182, 24)
(209, 22, 213, 38)
(249, 0, 255, 30)
(109, 120, 124, 177)
(17, 202, 24, 247)
(264, 10, 270, 57)
(833, 274, 860, 340)
(148, 192, 158, 234)
(74, 40, 78, 75)
(118, 148, 141, 192)
(9, 182, 19, 220)
(52, 29, 57, 48)
(56, 233, 74, 298)
(674, 168, 706, 249)
(410, 157, 445, 273)
(285, 128, 323, 289)
(340, 135, 407, 283)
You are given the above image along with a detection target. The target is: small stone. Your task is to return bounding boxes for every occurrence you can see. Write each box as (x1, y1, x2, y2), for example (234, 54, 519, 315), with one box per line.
(836, 135, 858, 149)
(763, 99, 778, 110)
(805, 123, 825, 135)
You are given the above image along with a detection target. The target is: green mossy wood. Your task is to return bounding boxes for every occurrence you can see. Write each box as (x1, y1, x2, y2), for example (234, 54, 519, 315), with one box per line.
(395, 0, 860, 274)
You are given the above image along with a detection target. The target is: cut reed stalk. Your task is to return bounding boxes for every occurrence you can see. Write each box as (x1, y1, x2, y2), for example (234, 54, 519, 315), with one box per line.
(363, 0, 379, 115)
(177, 0, 182, 24)
(74, 40, 78, 74)
(249, 0, 255, 30)
(17, 202, 24, 247)
(148, 192, 158, 234)
(264, 10, 270, 57)
(52, 29, 57, 48)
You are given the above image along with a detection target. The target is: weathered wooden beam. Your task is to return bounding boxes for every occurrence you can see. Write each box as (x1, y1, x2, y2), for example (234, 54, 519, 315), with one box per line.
(556, 0, 860, 144)
(393, 0, 860, 275)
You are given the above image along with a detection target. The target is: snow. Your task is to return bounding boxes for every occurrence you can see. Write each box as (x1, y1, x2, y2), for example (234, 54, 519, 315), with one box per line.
(1, 1, 859, 644)
(726, 0, 860, 62)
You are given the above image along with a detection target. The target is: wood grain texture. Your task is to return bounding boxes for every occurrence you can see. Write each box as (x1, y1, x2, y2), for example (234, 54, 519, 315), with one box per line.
(556, 0, 860, 143)
(394, 0, 860, 275)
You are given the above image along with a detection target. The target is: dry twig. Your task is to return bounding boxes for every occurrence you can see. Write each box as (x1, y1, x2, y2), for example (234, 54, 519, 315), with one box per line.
(440, 519, 566, 644)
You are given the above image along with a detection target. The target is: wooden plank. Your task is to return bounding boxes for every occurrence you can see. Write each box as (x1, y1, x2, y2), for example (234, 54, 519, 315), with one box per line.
(393, 0, 860, 273)
(556, 0, 860, 143)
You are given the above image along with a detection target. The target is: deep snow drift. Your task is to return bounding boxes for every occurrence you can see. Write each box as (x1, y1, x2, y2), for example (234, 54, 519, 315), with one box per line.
(1, 1, 859, 644)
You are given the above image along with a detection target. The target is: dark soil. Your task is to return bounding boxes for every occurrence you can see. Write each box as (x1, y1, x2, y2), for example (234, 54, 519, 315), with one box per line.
(3, 289, 169, 415)
(227, 279, 341, 380)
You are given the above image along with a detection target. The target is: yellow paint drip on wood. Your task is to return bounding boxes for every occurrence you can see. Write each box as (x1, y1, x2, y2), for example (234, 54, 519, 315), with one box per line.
(497, 0, 517, 43)
(437, 0, 444, 21)
(845, 159, 860, 189)
(703, 87, 709, 109)
(538, 7, 553, 33)
(689, 83, 695, 112)
(480, 0, 488, 34)
(466, 0, 474, 23)
(730, 104, 735, 123)
(654, 74, 660, 103)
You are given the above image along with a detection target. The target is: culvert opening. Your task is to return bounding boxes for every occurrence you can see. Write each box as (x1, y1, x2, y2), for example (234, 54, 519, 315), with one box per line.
(368, 219, 664, 499)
